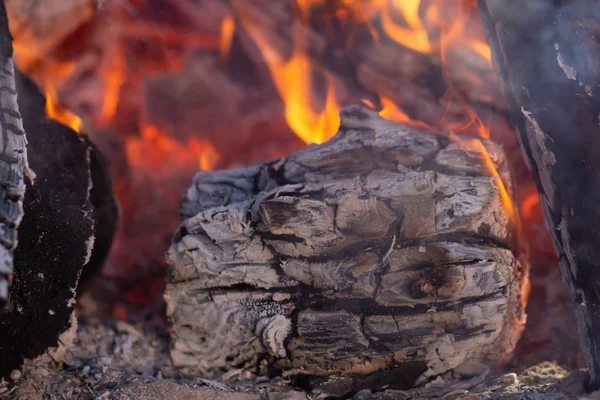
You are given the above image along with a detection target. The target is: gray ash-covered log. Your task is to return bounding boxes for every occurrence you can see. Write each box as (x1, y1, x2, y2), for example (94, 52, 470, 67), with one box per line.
(478, 0, 600, 387)
(165, 105, 528, 396)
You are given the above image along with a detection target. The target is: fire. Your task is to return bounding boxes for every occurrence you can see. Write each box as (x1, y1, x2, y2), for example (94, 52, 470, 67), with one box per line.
(381, 0, 432, 53)
(198, 140, 221, 172)
(239, 14, 340, 145)
(219, 15, 236, 62)
(271, 52, 340, 145)
(100, 49, 126, 125)
(7, 0, 536, 317)
(379, 96, 411, 123)
(464, 137, 516, 224)
(126, 124, 220, 172)
(45, 85, 83, 133)
(236, 0, 495, 145)
(521, 192, 541, 221)
(9, 0, 497, 160)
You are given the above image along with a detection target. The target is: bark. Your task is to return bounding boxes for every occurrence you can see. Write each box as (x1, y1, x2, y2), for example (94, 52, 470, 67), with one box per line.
(166, 105, 528, 396)
(478, 0, 600, 387)
(0, 0, 30, 309)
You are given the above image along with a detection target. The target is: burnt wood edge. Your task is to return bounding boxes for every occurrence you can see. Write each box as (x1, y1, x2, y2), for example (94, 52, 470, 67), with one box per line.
(478, 0, 600, 388)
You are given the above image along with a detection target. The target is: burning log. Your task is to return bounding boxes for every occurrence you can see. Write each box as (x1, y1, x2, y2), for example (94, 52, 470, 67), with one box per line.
(478, 0, 600, 387)
(165, 105, 528, 396)
(0, 2, 118, 378)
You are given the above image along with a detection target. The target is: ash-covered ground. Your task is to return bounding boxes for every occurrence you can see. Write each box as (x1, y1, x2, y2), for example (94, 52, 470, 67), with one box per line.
(0, 315, 592, 400)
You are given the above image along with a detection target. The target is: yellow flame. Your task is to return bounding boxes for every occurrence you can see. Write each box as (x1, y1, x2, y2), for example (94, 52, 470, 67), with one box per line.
(275, 53, 340, 144)
(471, 40, 492, 64)
(240, 9, 340, 144)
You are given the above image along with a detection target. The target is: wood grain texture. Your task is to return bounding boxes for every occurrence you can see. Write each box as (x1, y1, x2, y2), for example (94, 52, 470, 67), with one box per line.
(166, 105, 528, 396)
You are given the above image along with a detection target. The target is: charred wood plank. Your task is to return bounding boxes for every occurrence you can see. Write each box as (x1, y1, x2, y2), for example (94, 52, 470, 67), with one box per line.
(478, 0, 600, 387)
(166, 105, 528, 397)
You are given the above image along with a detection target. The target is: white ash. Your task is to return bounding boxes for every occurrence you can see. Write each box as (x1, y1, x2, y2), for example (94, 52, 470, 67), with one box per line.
(0, 317, 586, 400)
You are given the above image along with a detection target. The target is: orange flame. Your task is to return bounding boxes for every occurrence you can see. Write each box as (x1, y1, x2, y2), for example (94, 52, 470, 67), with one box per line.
(101, 50, 126, 124)
(237, 0, 496, 144)
(379, 96, 411, 123)
(521, 192, 540, 221)
(274, 56, 340, 145)
(461, 137, 516, 223)
(46, 86, 83, 133)
(127, 123, 220, 172)
(7, 0, 539, 322)
(240, 15, 340, 144)
(198, 140, 221, 171)
(219, 15, 236, 62)
(439, 1, 492, 67)
(382, 0, 432, 53)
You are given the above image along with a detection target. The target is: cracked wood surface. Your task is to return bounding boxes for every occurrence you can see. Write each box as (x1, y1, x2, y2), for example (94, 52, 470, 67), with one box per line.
(166, 105, 528, 396)
(0, 0, 29, 308)
(478, 0, 600, 387)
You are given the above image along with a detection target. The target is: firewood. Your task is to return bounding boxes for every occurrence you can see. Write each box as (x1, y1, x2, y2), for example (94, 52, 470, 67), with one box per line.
(478, 0, 600, 387)
(0, 68, 118, 379)
(0, 0, 30, 309)
(165, 105, 528, 396)
(0, 1, 119, 377)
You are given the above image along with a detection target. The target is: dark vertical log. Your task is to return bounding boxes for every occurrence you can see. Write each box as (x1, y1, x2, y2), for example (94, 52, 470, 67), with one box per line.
(0, 0, 118, 377)
(0, 0, 29, 309)
(478, 0, 600, 387)
(2, 69, 94, 377)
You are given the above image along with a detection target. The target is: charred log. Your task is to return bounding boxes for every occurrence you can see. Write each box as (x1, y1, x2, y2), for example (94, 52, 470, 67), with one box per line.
(0, 0, 30, 309)
(0, 68, 118, 378)
(14, 71, 119, 296)
(0, 1, 118, 376)
(166, 105, 528, 396)
(478, 0, 600, 387)
(76, 136, 119, 296)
